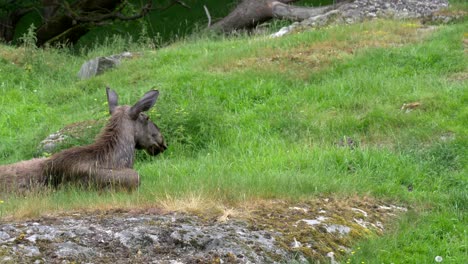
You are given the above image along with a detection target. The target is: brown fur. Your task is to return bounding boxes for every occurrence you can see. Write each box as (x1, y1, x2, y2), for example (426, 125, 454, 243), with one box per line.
(0, 88, 166, 193)
(0, 158, 46, 192)
(43, 107, 138, 187)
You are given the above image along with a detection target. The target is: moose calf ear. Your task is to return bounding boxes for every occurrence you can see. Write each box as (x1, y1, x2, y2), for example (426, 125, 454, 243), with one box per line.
(129, 90, 159, 120)
(106, 87, 119, 114)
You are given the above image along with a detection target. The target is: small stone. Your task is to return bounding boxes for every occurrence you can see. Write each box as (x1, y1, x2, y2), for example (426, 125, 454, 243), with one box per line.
(0, 231, 10, 241)
(327, 252, 339, 264)
(14, 245, 41, 257)
(26, 234, 38, 243)
(351, 208, 368, 217)
(77, 52, 135, 80)
(325, 224, 351, 235)
(25, 246, 41, 257)
(54, 242, 95, 259)
(291, 237, 302, 248)
(300, 216, 328, 226)
(114, 230, 136, 248)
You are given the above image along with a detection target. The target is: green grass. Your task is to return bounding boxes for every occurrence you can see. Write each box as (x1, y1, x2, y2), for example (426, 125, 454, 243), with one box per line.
(1, 15, 467, 264)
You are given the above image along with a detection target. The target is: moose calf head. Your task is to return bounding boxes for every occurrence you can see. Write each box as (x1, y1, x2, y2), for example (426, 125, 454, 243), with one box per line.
(106, 87, 167, 156)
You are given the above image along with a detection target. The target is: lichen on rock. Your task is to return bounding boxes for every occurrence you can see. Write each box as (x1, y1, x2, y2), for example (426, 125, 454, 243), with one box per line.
(0, 197, 407, 263)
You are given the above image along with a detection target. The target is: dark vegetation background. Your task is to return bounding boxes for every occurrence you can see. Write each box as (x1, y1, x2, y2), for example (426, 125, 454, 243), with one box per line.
(10, 0, 333, 50)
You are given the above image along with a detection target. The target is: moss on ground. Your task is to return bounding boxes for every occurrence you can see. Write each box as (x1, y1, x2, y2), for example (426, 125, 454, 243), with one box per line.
(236, 197, 407, 262)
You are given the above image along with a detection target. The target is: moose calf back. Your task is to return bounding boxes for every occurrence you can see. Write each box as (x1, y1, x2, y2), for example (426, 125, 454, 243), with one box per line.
(0, 158, 47, 192)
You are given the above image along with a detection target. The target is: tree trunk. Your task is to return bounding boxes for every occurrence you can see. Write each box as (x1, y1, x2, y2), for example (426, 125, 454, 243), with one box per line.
(36, 0, 124, 46)
(210, 0, 273, 33)
(36, 16, 87, 46)
(0, 8, 32, 43)
(2, 0, 159, 47)
(211, 0, 347, 33)
(272, 2, 334, 21)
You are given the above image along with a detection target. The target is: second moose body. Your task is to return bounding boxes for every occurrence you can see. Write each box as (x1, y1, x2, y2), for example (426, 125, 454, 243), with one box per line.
(0, 87, 167, 192)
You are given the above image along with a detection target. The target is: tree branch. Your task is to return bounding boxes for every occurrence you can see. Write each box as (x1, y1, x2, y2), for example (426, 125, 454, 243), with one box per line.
(71, 3, 153, 23)
(0, 6, 35, 42)
(211, 0, 348, 33)
(203, 5, 211, 27)
(63, 0, 189, 24)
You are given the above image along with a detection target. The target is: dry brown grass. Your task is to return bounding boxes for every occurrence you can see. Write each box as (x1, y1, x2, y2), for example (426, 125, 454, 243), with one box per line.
(212, 20, 438, 80)
(158, 192, 224, 215)
(0, 46, 29, 65)
(449, 71, 468, 81)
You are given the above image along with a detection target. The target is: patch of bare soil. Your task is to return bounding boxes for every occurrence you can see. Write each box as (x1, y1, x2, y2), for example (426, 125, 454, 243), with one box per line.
(0, 197, 407, 263)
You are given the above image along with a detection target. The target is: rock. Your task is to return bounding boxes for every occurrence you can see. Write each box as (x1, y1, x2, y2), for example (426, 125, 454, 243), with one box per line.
(115, 230, 139, 248)
(2, 256, 13, 262)
(26, 233, 55, 243)
(54, 242, 95, 259)
(271, 0, 450, 37)
(38, 133, 68, 154)
(290, 237, 302, 248)
(0, 199, 407, 263)
(1, 225, 18, 233)
(327, 252, 339, 264)
(270, 26, 294, 38)
(13, 245, 41, 258)
(424, 10, 467, 24)
(300, 216, 328, 226)
(0, 231, 10, 242)
(325, 224, 351, 235)
(36, 120, 102, 155)
(351, 208, 368, 217)
(77, 51, 134, 80)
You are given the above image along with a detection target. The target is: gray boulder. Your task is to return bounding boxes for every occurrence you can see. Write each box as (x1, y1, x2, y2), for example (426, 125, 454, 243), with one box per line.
(36, 120, 103, 155)
(271, 0, 450, 38)
(77, 52, 134, 80)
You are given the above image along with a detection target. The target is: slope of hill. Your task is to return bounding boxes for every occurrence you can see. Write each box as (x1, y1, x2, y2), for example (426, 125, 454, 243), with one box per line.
(0, 6, 466, 263)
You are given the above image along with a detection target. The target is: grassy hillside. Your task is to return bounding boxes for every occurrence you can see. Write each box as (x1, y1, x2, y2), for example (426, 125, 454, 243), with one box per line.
(1, 11, 467, 264)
